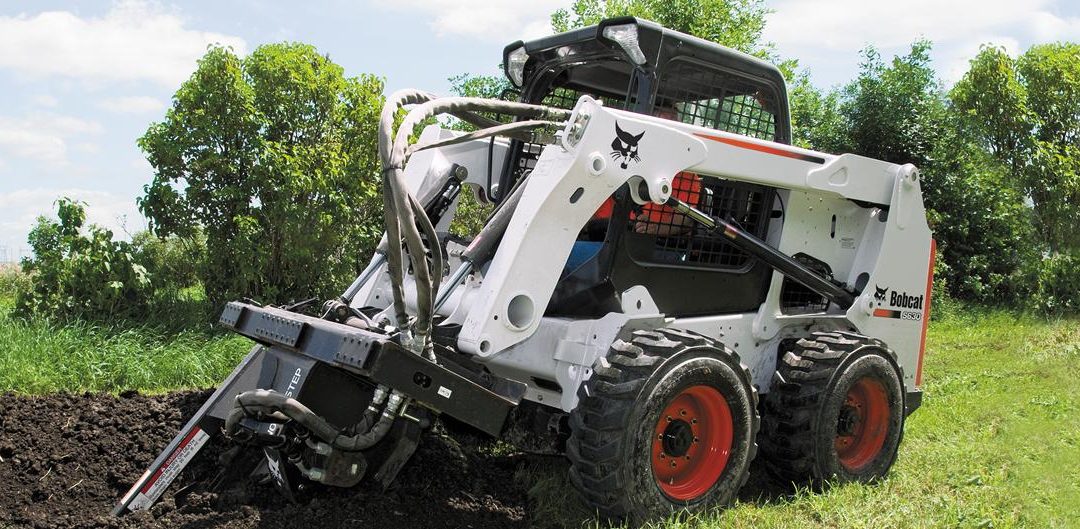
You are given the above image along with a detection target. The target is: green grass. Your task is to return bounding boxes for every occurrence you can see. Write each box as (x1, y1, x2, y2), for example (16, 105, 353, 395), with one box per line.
(522, 310, 1080, 528)
(0, 292, 250, 394)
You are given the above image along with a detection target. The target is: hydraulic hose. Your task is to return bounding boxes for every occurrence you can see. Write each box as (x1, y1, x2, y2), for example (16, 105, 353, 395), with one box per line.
(378, 90, 436, 339)
(377, 92, 570, 357)
(225, 389, 406, 452)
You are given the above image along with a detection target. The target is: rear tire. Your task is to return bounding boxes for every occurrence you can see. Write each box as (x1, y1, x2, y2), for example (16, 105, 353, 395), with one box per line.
(760, 331, 905, 484)
(567, 328, 759, 522)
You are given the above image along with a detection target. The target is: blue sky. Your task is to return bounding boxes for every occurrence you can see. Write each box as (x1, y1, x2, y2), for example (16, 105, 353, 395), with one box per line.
(1, 0, 1078, 261)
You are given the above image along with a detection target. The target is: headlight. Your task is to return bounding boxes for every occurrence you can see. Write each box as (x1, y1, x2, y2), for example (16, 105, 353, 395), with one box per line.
(506, 46, 528, 87)
(602, 23, 646, 65)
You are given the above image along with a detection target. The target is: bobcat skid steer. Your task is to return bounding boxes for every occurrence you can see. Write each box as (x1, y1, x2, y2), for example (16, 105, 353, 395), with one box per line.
(115, 17, 935, 522)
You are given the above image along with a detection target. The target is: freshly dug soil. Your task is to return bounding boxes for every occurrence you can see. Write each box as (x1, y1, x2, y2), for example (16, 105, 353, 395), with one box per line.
(0, 391, 528, 529)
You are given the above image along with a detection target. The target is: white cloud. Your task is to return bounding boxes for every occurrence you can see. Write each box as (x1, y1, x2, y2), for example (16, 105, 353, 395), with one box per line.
(74, 142, 101, 154)
(31, 95, 59, 108)
(374, 0, 570, 42)
(97, 96, 166, 114)
(0, 0, 247, 87)
(766, 0, 1078, 50)
(0, 188, 145, 259)
(0, 114, 103, 166)
(765, 0, 1080, 86)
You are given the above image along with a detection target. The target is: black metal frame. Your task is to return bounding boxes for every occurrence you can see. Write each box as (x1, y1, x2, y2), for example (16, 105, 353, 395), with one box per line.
(220, 302, 525, 436)
(513, 18, 791, 317)
(496, 16, 791, 204)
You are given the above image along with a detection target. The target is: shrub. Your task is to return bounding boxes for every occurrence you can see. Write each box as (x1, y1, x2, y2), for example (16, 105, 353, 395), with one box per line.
(14, 198, 152, 321)
(1032, 252, 1080, 314)
(0, 264, 31, 298)
(131, 230, 206, 294)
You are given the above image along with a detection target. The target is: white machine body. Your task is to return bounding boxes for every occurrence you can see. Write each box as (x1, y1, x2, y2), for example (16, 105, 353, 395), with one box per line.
(352, 96, 935, 413)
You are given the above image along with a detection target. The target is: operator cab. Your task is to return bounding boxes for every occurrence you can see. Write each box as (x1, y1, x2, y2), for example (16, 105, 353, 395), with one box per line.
(496, 18, 801, 318)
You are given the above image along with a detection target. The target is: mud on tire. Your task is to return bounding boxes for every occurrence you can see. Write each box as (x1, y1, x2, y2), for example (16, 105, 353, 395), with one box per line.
(566, 328, 759, 523)
(760, 331, 905, 484)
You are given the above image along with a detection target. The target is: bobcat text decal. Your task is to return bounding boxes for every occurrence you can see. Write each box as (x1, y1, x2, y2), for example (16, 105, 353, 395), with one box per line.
(872, 286, 924, 322)
(610, 122, 644, 169)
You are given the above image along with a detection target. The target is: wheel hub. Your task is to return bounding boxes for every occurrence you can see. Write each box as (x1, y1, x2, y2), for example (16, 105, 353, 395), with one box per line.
(651, 385, 733, 501)
(837, 405, 859, 436)
(834, 376, 890, 471)
(661, 419, 694, 457)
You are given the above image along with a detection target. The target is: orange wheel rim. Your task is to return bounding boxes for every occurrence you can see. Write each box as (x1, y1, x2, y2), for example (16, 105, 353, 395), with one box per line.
(651, 385, 733, 500)
(834, 377, 890, 471)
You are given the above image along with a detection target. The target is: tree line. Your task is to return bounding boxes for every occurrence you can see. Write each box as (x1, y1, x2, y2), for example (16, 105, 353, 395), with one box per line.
(13, 0, 1080, 323)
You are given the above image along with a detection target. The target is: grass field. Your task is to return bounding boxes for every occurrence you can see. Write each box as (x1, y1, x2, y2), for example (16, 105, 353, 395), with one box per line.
(0, 282, 250, 394)
(1, 266, 1078, 527)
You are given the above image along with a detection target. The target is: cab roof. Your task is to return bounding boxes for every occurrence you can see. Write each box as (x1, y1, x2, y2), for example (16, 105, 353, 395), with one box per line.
(502, 16, 788, 96)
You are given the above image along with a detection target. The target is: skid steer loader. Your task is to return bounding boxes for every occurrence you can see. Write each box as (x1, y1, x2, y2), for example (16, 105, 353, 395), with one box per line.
(115, 17, 935, 522)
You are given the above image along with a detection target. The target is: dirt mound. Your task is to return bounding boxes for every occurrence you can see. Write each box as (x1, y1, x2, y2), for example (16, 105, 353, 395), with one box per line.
(0, 391, 528, 529)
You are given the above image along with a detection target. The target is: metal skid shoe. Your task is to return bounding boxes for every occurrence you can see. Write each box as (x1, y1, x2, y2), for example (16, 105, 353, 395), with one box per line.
(113, 302, 522, 516)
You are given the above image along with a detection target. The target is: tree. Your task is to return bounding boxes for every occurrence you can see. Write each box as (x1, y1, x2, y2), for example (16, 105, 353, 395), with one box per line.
(950, 45, 1031, 174)
(551, 0, 772, 58)
(787, 72, 843, 150)
(448, 73, 513, 101)
(1017, 43, 1080, 252)
(799, 41, 1040, 304)
(139, 43, 385, 307)
(819, 41, 945, 168)
(953, 43, 1080, 253)
(921, 128, 1037, 302)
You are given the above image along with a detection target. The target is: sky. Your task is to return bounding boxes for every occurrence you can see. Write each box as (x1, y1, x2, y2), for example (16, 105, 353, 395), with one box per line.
(0, 0, 1078, 262)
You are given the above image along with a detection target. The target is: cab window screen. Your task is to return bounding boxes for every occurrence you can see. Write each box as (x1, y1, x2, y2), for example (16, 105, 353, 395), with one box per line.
(511, 82, 629, 182)
(656, 59, 779, 141)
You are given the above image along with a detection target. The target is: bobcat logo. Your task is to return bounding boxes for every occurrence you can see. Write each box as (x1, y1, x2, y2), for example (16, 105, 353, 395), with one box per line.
(873, 285, 888, 302)
(610, 122, 644, 169)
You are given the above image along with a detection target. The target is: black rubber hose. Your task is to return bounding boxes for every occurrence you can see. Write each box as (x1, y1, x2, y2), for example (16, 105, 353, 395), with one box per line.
(228, 389, 403, 452)
(381, 94, 569, 353)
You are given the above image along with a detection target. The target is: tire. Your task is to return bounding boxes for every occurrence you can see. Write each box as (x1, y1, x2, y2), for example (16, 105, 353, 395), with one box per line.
(567, 328, 759, 522)
(760, 331, 905, 484)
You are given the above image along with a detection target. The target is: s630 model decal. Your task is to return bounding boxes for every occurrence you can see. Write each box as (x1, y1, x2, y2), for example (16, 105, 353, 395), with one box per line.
(872, 285, 925, 322)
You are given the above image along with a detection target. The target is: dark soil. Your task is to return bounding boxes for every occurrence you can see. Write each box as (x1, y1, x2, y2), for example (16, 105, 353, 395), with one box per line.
(0, 391, 529, 529)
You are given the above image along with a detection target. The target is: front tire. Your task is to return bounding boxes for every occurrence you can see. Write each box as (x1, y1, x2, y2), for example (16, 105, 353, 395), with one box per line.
(567, 328, 759, 522)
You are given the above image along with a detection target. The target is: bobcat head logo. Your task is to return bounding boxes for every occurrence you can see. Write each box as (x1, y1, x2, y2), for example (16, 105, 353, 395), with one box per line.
(874, 285, 888, 302)
(610, 122, 644, 169)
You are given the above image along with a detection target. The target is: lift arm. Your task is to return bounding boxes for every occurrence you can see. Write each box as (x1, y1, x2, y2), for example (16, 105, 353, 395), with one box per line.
(665, 196, 857, 309)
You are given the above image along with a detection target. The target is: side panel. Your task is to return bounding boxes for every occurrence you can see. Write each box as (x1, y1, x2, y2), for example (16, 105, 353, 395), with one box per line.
(845, 167, 934, 392)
